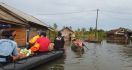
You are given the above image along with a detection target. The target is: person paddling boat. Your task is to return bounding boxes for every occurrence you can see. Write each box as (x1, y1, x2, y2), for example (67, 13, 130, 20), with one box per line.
(71, 38, 84, 52)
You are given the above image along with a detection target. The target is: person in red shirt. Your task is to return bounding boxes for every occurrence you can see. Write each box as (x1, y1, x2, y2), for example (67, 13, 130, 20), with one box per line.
(36, 31, 51, 52)
(30, 32, 51, 52)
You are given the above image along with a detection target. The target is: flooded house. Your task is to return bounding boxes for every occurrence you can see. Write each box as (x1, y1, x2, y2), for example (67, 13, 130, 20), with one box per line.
(0, 2, 52, 47)
(60, 27, 74, 41)
(106, 27, 132, 44)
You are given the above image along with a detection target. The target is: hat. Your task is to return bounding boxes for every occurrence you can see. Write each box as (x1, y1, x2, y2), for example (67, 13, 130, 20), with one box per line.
(40, 31, 46, 36)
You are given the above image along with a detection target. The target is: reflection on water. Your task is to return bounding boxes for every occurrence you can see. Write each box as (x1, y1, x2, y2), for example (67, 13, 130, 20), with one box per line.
(50, 64, 64, 70)
(34, 40, 132, 70)
(33, 57, 65, 70)
(71, 47, 84, 58)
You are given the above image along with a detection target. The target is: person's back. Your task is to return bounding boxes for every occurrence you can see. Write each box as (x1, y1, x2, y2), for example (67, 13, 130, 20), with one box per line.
(37, 37, 51, 52)
(0, 39, 18, 62)
(29, 32, 52, 53)
(54, 32, 65, 50)
(0, 30, 19, 63)
(54, 36, 64, 50)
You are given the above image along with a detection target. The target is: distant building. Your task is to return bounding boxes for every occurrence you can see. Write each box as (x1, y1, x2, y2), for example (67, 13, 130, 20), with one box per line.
(60, 27, 74, 41)
(106, 27, 132, 44)
(0, 2, 53, 46)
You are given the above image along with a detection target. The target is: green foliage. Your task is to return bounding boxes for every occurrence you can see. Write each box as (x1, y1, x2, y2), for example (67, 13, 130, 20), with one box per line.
(81, 28, 86, 32)
(75, 29, 106, 40)
(53, 23, 58, 30)
(47, 30, 58, 42)
(89, 27, 93, 32)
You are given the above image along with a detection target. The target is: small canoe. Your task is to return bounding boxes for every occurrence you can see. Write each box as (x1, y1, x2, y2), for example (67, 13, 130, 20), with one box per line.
(84, 40, 101, 43)
(0, 50, 64, 70)
(71, 44, 84, 53)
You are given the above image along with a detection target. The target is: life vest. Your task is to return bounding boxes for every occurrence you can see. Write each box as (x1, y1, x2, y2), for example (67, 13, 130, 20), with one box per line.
(30, 43, 40, 52)
(29, 35, 40, 44)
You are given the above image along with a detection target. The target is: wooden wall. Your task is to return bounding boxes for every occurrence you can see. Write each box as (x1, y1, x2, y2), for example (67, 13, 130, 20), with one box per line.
(0, 23, 48, 47)
(5, 27, 26, 46)
(1, 27, 47, 47)
(0, 27, 26, 47)
(29, 28, 39, 40)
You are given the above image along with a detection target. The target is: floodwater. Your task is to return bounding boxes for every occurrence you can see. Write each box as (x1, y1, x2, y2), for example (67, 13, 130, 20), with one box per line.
(34, 40, 132, 70)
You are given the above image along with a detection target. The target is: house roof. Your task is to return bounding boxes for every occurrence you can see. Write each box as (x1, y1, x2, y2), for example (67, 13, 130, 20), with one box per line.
(60, 27, 74, 33)
(107, 27, 132, 35)
(0, 2, 50, 28)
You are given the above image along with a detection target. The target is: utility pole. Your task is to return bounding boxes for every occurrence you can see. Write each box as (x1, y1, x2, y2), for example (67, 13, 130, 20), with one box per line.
(95, 9, 99, 40)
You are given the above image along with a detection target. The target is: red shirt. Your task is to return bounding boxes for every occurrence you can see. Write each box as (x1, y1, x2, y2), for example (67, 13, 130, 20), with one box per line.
(36, 37, 51, 52)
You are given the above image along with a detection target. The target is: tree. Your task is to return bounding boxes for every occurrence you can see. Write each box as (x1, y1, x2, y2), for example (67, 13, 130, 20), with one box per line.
(77, 28, 80, 32)
(69, 26, 72, 30)
(81, 27, 86, 32)
(98, 29, 104, 32)
(89, 27, 93, 32)
(53, 23, 57, 30)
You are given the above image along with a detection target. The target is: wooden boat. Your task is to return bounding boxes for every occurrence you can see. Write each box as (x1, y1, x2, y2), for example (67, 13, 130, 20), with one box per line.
(84, 40, 102, 43)
(0, 50, 64, 70)
(71, 44, 84, 53)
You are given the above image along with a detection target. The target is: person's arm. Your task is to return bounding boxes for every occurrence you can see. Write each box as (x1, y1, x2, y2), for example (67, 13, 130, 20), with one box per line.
(12, 42, 20, 60)
(12, 42, 18, 56)
(49, 38, 52, 43)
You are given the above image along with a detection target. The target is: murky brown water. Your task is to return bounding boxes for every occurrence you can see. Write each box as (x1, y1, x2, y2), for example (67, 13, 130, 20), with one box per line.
(34, 40, 132, 70)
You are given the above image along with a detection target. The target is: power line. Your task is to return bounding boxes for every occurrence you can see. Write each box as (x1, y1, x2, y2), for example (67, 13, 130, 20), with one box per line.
(34, 9, 132, 20)
(36, 10, 96, 15)
(35, 9, 132, 16)
(101, 10, 132, 15)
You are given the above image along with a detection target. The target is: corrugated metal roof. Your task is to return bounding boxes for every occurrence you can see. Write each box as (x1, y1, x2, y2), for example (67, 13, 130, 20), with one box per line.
(0, 2, 50, 28)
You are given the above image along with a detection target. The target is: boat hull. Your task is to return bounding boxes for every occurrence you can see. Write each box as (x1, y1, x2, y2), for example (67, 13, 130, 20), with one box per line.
(84, 40, 101, 43)
(71, 45, 84, 53)
(0, 50, 64, 70)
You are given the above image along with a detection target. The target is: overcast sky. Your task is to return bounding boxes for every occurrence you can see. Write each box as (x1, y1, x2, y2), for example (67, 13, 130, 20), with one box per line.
(1, 0, 132, 30)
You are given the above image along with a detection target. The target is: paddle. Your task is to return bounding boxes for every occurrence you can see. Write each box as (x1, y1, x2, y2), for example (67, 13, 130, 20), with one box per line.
(82, 43, 89, 50)
(84, 45, 89, 50)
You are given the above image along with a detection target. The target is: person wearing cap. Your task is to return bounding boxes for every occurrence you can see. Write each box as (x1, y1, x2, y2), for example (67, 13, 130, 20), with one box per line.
(30, 31, 52, 53)
(0, 30, 20, 64)
(54, 32, 65, 50)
